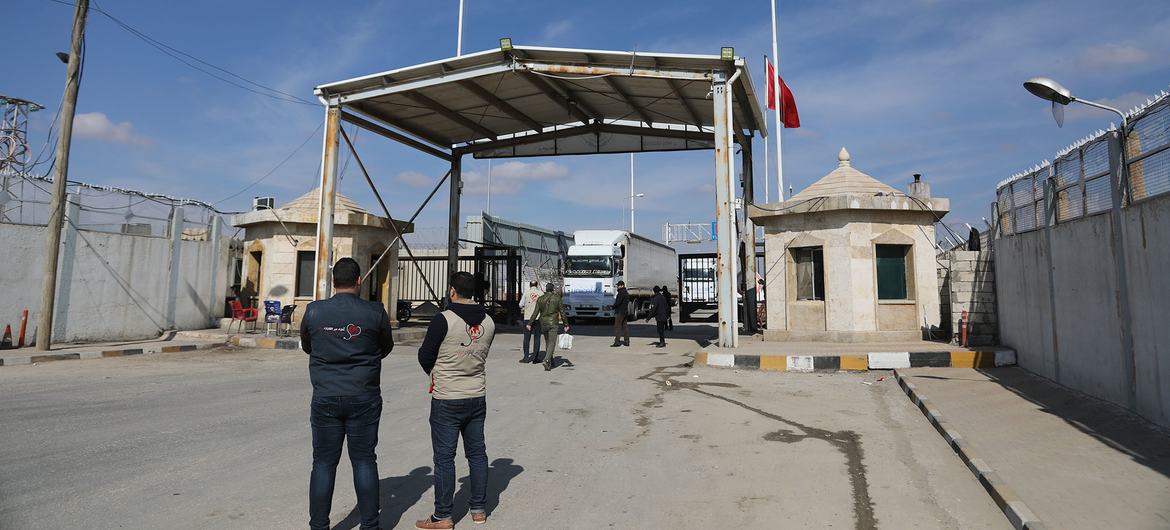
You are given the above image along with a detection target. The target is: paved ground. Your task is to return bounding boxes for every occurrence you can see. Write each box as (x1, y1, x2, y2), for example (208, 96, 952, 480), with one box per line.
(0, 322, 1007, 529)
(900, 367, 1170, 529)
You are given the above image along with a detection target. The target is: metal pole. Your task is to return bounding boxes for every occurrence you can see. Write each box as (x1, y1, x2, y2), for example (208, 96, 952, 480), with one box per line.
(313, 105, 342, 300)
(456, 0, 465, 56)
(762, 56, 769, 204)
(447, 155, 463, 298)
(742, 140, 759, 334)
(629, 153, 635, 232)
(486, 158, 491, 216)
(769, 0, 784, 199)
(36, 0, 88, 350)
(713, 71, 739, 348)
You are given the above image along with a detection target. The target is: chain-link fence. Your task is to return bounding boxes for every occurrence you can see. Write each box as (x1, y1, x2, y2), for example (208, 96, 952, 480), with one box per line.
(996, 90, 1170, 237)
(0, 173, 226, 238)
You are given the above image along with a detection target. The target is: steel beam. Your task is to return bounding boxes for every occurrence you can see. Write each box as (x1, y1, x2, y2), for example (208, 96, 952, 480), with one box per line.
(340, 111, 452, 161)
(313, 105, 342, 300)
(345, 103, 453, 151)
(457, 121, 714, 157)
(732, 79, 762, 135)
(517, 71, 594, 124)
(514, 60, 714, 82)
(741, 139, 759, 334)
(329, 61, 514, 104)
(585, 53, 654, 125)
(403, 91, 498, 140)
(446, 154, 463, 302)
(712, 72, 739, 347)
(457, 79, 544, 131)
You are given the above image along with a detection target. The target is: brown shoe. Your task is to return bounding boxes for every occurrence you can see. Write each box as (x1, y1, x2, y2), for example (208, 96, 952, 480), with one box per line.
(471, 511, 487, 524)
(415, 516, 454, 529)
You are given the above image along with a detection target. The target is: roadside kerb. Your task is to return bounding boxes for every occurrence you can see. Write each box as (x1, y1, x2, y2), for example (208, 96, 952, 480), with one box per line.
(893, 370, 1047, 530)
(695, 349, 1016, 372)
(0, 342, 221, 368)
(227, 327, 428, 351)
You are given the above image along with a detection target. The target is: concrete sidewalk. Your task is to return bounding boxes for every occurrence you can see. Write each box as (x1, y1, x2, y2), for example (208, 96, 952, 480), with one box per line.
(176, 324, 428, 351)
(0, 335, 222, 367)
(895, 367, 1170, 529)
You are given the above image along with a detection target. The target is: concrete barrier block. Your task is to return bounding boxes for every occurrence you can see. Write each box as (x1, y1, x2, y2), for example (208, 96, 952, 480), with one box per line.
(707, 352, 734, 367)
(868, 352, 910, 369)
(786, 355, 814, 372)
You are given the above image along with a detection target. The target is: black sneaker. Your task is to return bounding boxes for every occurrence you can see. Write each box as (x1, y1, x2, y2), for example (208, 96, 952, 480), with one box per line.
(519, 357, 531, 363)
(610, 342, 621, 347)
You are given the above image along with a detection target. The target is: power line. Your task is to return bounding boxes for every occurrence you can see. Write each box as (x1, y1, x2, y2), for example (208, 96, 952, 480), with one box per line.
(213, 122, 324, 206)
(43, 0, 317, 106)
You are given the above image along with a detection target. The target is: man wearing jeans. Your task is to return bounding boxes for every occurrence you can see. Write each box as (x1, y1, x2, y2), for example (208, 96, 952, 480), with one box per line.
(416, 272, 496, 529)
(300, 257, 395, 530)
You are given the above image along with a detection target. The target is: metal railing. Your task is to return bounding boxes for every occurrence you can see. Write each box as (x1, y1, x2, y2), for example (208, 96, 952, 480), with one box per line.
(996, 91, 1170, 237)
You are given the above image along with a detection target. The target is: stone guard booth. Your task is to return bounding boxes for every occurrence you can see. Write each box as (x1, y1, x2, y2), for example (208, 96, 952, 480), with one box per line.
(749, 148, 949, 342)
(232, 189, 412, 327)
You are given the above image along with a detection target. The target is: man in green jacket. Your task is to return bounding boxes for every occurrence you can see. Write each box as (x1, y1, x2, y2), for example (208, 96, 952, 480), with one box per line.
(527, 282, 570, 371)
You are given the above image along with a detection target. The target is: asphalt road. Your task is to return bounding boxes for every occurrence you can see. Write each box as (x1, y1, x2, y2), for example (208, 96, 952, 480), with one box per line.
(0, 323, 1007, 529)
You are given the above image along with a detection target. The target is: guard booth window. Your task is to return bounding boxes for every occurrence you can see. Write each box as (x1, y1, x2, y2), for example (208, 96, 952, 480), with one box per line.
(792, 247, 824, 300)
(295, 251, 315, 298)
(876, 244, 909, 300)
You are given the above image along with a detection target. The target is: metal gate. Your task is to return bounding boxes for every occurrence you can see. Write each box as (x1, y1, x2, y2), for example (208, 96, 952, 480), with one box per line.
(398, 247, 521, 323)
(677, 251, 764, 323)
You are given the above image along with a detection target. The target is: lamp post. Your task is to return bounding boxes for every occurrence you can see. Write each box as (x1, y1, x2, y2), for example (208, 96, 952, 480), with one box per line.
(629, 192, 645, 232)
(1023, 76, 1136, 409)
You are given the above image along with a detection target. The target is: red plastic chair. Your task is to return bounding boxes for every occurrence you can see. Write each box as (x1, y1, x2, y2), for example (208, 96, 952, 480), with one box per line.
(229, 299, 259, 333)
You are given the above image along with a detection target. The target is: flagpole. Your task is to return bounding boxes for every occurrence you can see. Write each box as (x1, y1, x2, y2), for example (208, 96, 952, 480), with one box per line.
(763, 55, 770, 203)
(770, 0, 784, 199)
(456, 0, 465, 56)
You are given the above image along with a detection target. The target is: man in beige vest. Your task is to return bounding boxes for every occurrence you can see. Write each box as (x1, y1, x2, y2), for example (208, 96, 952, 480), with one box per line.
(415, 271, 496, 529)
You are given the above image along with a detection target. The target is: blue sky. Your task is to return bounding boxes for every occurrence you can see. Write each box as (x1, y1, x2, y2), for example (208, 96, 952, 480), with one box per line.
(8, 0, 1170, 245)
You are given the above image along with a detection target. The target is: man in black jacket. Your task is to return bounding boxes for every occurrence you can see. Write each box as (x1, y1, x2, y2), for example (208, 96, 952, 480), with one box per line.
(300, 257, 394, 530)
(649, 286, 669, 348)
(611, 281, 630, 347)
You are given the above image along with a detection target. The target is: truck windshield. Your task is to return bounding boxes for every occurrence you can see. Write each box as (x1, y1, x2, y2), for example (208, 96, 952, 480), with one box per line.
(565, 256, 613, 277)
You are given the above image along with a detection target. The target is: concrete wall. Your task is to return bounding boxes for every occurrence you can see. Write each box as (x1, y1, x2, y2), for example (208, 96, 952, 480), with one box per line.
(995, 194, 1170, 427)
(0, 211, 230, 343)
(937, 250, 997, 346)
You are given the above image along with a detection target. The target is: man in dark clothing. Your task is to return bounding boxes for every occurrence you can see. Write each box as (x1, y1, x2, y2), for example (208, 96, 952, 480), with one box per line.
(415, 272, 496, 529)
(648, 286, 669, 348)
(300, 257, 394, 530)
(612, 281, 630, 347)
(661, 285, 674, 330)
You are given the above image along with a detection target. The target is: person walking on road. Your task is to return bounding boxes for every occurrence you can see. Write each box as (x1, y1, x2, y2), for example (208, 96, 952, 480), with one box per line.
(415, 271, 497, 529)
(612, 281, 630, 347)
(528, 283, 570, 371)
(661, 285, 674, 331)
(649, 286, 669, 348)
(518, 280, 544, 363)
(300, 257, 395, 530)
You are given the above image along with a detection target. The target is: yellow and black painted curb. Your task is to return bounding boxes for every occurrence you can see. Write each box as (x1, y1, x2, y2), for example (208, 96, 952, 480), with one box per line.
(694, 349, 1016, 372)
(0, 342, 218, 367)
(893, 370, 1047, 530)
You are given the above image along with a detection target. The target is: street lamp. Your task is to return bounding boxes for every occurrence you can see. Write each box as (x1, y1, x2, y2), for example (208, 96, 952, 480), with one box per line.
(1023, 77, 1130, 203)
(628, 193, 645, 232)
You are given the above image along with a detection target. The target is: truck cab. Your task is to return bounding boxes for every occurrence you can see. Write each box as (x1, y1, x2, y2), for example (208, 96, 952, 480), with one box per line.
(563, 247, 621, 319)
(562, 230, 677, 321)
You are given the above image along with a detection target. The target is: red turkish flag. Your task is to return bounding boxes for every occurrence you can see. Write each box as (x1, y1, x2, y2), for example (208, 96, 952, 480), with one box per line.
(766, 60, 801, 128)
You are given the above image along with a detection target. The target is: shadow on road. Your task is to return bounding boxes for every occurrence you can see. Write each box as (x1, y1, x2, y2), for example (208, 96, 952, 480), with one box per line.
(977, 367, 1170, 482)
(451, 457, 525, 523)
(331, 466, 432, 530)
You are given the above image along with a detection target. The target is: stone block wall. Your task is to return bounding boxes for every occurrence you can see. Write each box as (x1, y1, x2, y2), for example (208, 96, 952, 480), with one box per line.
(937, 250, 997, 346)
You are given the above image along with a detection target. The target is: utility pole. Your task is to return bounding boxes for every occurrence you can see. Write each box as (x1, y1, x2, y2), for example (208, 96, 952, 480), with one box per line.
(37, 0, 88, 350)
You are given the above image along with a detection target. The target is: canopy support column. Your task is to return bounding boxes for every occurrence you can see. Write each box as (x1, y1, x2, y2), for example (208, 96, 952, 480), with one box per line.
(313, 104, 342, 300)
(446, 154, 463, 299)
(713, 72, 739, 348)
(742, 140, 759, 334)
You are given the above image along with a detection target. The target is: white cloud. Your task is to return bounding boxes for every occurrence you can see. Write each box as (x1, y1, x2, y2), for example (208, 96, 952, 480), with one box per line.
(539, 20, 573, 42)
(1077, 43, 1150, 69)
(73, 112, 153, 146)
(463, 161, 569, 195)
(396, 170, 436, 188)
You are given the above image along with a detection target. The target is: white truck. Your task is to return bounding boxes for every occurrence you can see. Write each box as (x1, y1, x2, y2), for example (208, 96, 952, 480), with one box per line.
(562, 230, 678, 321)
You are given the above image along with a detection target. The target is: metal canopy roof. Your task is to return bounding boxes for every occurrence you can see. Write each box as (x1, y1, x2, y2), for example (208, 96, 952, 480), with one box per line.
(314, 45, 768, 158)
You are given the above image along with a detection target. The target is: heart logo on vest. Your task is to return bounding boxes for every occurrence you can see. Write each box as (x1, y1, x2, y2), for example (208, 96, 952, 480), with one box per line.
(466, 324, 484, 341)
(345, 324, 361, 340)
